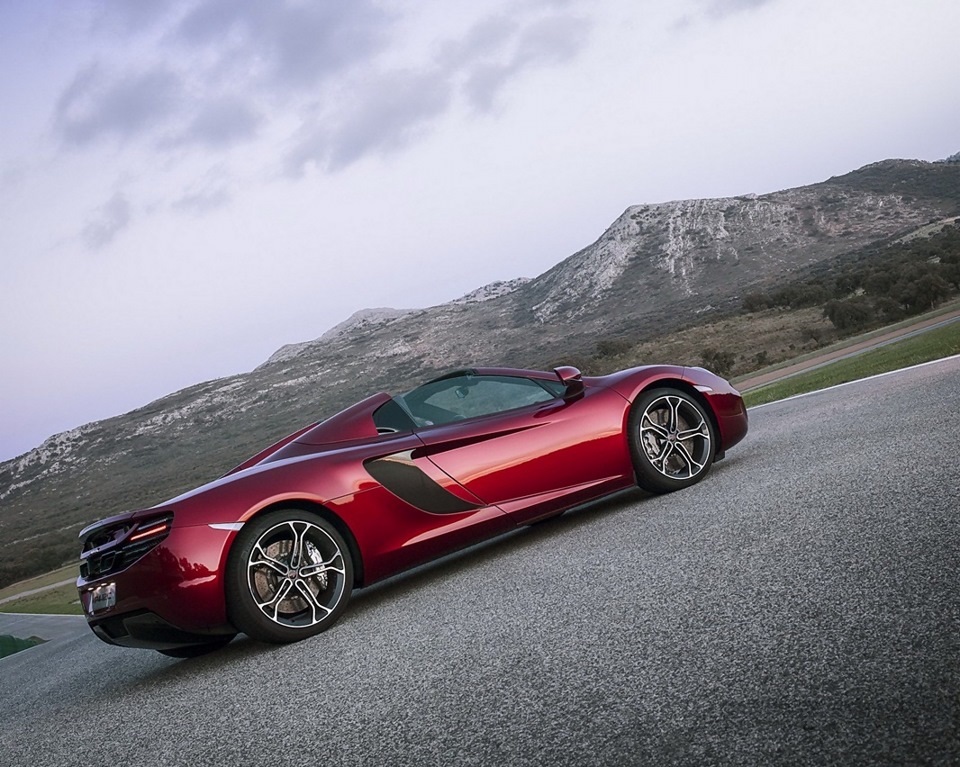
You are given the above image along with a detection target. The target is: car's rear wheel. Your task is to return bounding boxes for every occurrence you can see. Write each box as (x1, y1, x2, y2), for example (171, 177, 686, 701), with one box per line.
(226, 509, 354, 644)
(628, 387, 716, 494)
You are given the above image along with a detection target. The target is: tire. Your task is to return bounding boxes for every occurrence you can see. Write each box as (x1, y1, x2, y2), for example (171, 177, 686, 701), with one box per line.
(225, 509, 354, 644)
(157, 635, 236, 658)
(628, 387, 716, 494)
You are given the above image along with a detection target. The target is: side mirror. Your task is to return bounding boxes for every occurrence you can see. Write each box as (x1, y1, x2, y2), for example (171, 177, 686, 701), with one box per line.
(553, 366, 584, 399)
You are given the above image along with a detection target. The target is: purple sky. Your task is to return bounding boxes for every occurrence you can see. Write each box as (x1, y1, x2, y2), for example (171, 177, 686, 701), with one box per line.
(1, 0, 958, 462)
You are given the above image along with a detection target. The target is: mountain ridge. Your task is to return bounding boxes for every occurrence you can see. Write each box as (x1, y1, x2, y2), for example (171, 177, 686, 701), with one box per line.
(2, 156, 959, 586)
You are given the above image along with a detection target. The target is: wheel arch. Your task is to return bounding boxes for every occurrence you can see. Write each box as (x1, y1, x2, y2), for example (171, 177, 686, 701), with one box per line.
(631, 377, 724, 454)
(235, 499, 366, 588)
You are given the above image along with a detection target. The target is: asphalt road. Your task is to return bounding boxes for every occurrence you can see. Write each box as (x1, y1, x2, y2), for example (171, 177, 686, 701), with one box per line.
(0, 612, 85, 643)
(1, 357, 958, 767)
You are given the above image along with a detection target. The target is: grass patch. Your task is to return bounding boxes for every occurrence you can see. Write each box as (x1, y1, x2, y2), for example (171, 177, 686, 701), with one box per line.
(744, 320, 960, 407)
(731, 297, 960, 385)
(0, 564, 76, 602)
(0, 581, 84, 616)
(0, 633, 45, 659)
(0, 562, 81, 615)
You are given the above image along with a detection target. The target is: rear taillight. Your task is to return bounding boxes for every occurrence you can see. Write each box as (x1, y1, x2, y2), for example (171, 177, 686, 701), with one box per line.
(128, 518, 172, 542)
(79, 513, 174, 580)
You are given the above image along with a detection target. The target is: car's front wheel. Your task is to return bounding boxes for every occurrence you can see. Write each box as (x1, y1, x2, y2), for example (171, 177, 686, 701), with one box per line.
(628, 387, 716, 494)
(226, 509, 354, 644)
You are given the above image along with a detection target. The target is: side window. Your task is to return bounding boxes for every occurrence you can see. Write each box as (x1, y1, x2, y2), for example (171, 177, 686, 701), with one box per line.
(538, 379, 566, 398)
(372, 398, 416, 434)
(405, 375, 557, 426)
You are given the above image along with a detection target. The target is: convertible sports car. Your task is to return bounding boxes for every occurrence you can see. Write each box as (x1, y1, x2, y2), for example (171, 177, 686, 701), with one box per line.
(77, 364, 747, 656)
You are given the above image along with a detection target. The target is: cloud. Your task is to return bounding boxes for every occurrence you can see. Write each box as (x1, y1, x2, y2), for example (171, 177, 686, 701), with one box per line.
(54, 1, 395, 156)
(173, 0, 392, 88)
(1, 160, 27, 190)
(674, 0, 777, 29)
(54, 68, 260, 152)
(514, 13, 590, 67)
(170, 165, 232, 214)
(92, 0, 180, 35)
(82, 192, 132, 249)
(55, 64, 183, 146)
(285, 70, 454, 174)
(707, 0, 776, 14)
(438, 16, 519, 72)
(53, 1, 591, 175)
(285, 9, 591, 173)
(171, 186, 231, 214)
(174, 97, 262, 148)
(461, 13, 590, 112)
(699, 0, 778, 20)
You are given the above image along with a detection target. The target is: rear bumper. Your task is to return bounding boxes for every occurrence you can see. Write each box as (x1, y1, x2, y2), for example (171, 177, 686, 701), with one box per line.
(90, 610, 236, 651)
(77, 522, 238, 650)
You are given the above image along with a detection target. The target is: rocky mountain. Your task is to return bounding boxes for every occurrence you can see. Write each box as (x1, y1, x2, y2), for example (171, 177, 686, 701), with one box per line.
(266, 307, 414, 365)
(2, 157, 959, 586)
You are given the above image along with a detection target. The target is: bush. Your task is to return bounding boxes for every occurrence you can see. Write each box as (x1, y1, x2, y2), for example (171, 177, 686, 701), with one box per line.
(864, 270, 893, 296)
(893, 273, 951, 313)
(801, 325, 826, 345)
(823, 297, 874, 331)
(742, 292, 771, 312)
(793, 284, 830, 307)
(595, 338, 633, 358)
(873, 296, 905, 323)
(700, 348, 736, 377)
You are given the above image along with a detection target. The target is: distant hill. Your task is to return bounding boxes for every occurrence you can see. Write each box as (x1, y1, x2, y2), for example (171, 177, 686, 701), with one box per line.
(2, 156, 959, 586)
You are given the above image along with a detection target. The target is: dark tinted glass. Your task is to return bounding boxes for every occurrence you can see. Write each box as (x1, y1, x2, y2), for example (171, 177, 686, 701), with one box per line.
(401, 375, 556, 426)
(372, 398, 416, 434)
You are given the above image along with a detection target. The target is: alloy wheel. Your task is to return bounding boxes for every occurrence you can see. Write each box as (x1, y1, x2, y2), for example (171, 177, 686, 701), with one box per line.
(639, 394, 712, 481)
(246, 519, 348, 629)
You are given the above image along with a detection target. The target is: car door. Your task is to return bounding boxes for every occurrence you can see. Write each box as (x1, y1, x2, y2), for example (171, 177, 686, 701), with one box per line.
(412, 375, 634, 524)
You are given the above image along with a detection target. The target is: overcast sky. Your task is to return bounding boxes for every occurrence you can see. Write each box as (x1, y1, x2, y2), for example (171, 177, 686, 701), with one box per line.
(1, 0, 958, 462)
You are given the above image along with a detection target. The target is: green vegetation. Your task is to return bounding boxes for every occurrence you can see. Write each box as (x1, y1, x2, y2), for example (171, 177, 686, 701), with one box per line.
(0, 564, 76, 602)
(0, 581, 84, 616)
(0, 564, 82, 616)
(0, 538, 82, 592)
(700, 347, 737, 377)
(744, 320, 960, 407)
(743, 222, 960, 333)
(731, 298, 960, 385)
(580, 223, 960, 382)
(0, 633, 45, 659)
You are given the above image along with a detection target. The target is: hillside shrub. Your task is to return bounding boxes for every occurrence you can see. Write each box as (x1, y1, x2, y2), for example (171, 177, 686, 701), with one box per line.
(823, 297, 873, 331)
(700, 348, 736, 377)
(595, 338, 633, 358)
(743, 224, 960, 334)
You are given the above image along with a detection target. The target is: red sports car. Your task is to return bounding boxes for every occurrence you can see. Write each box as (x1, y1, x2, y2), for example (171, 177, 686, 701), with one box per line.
(77, 365, 747, 656)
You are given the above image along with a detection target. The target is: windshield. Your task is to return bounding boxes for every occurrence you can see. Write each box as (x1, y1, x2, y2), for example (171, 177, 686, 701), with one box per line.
(395, 373, 560, 427)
